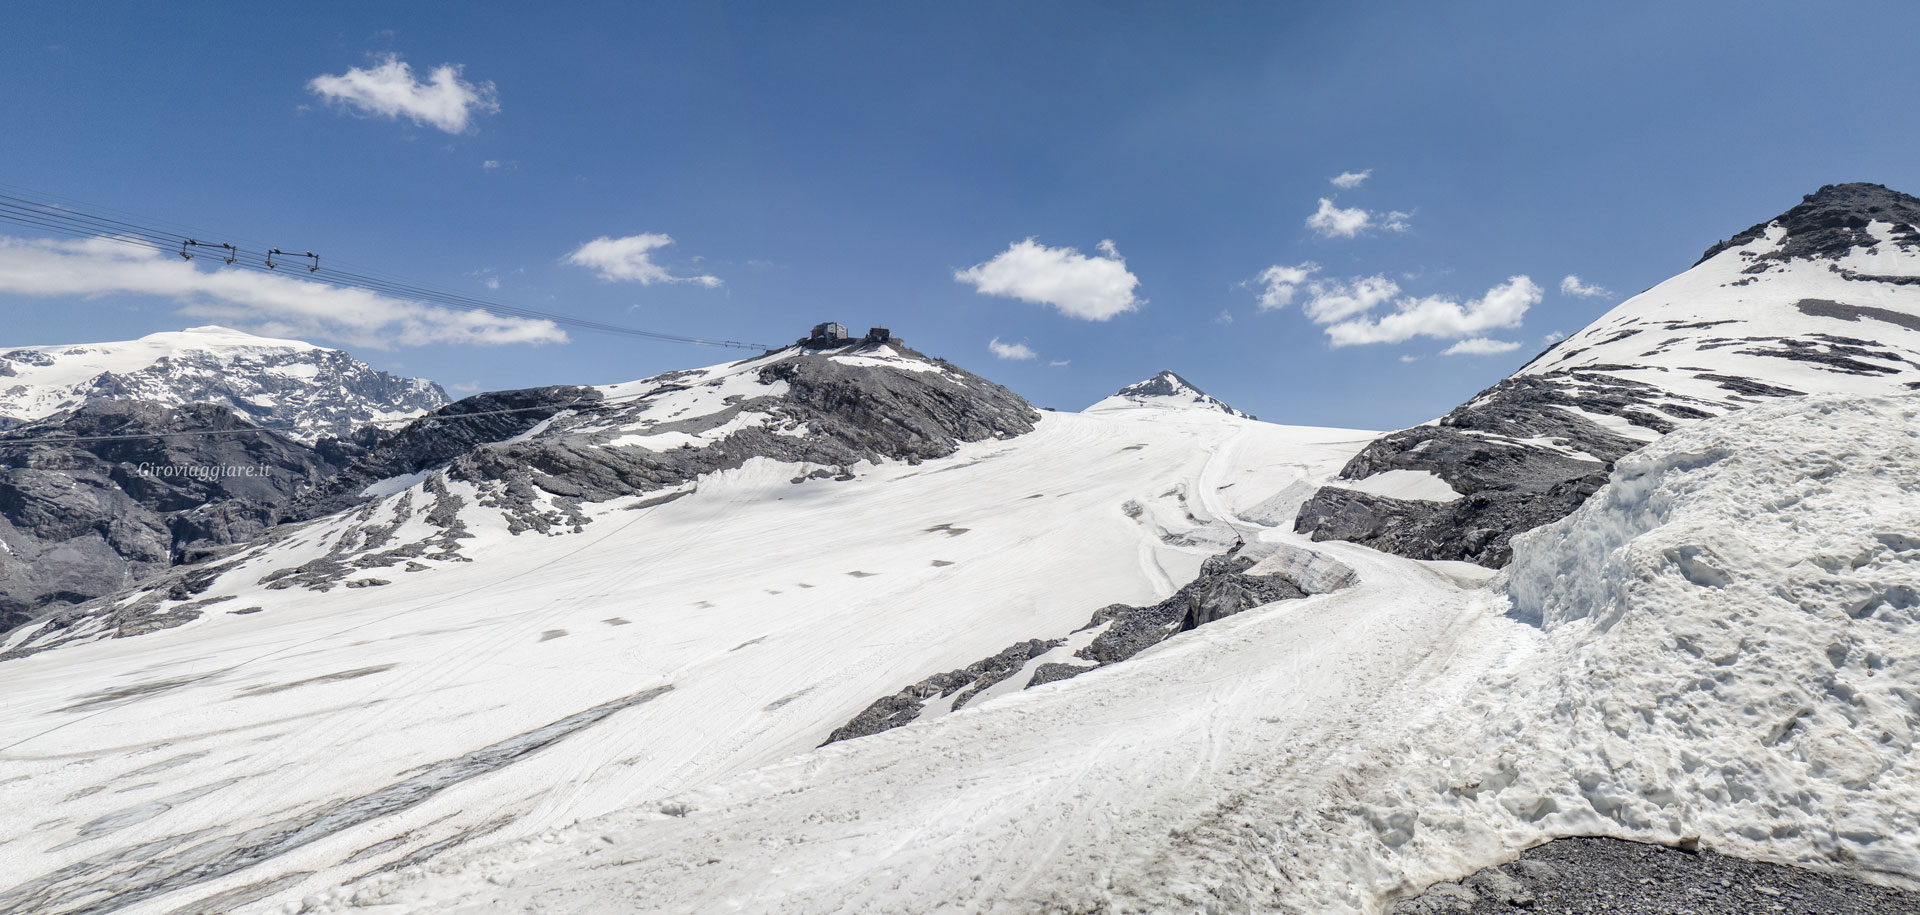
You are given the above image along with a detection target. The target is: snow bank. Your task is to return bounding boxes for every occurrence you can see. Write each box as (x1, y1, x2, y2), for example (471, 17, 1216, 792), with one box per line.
(1462, 392, 1920, 883)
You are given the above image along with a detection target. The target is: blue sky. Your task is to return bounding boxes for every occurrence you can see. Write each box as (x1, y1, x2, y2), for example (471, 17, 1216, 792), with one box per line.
(4, 2, 1919, 428)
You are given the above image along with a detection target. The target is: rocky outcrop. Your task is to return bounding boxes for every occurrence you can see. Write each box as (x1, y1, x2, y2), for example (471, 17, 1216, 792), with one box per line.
(1390, 837, 1920, 914)
(282, 386, 600, 523)
(0, 401, 347, 631)
(1073, 548, 1306, 665)
(820, 639, 1064, 745)
(416, 341, 1038, 535)
(7, 338, 1043, 646)
(1297, 183, 1920, 568)
(1695, 182, 1920, 267)
(1294, 370, 1681, 566)
(825, 544, 1333, 744)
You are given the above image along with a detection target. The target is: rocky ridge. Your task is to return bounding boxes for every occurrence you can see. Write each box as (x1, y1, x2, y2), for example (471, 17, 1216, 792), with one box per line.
(0, 401, 352, 632)
(1296, 182, 1920, 566)
(3, 332, 1041, 653)
(0, 325, 448, 442)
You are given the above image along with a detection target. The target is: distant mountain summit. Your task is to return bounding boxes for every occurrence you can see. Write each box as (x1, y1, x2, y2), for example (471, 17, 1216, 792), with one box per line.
(1695, 181, 1920, 266)
(1088, 370, 1254, 419)
(1297, 181, 1920, 566)
(0, 325, 448, 442)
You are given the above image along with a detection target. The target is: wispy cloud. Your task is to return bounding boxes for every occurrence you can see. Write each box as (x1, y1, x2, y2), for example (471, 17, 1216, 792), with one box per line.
(0, 236, 565, 348)
(1543, 330, 1567, 344)
(1442, 337, 1523, 356)
(955, 238, 1141, 321)
(1330, 169, 1371, 189)
(308, 53, 499, 134)
(1047, 359, 1070, 367)
(1305, 197, 1412, 238)
(563, 234, 721, 287)
(1252, 262, 1319, 310)
(1324, 276, 1542, 347)
(1303, 275, 1401, 324)
(987, 337, 1038, 360)
(1560, 274, 1610, 298)
(1306, 198, 1372, 238)
(1252, 265, 1402, 326)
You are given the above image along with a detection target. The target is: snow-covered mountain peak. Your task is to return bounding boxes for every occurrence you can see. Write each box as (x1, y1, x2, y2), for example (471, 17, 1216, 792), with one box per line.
(0, 325, 448, 442)
(1695, 181, 1920, 268)
(1087, 370, 1254, 418)
(1299, 181, 1920, 566)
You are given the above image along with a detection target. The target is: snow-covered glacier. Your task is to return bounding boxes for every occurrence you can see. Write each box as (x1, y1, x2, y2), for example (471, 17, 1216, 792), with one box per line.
(280, 392, 1920, 915)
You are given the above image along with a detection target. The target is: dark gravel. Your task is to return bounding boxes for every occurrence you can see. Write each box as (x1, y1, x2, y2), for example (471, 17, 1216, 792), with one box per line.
(1391, 837, 1920, 914)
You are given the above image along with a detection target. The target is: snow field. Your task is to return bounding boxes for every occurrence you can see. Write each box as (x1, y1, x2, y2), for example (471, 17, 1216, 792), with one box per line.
(0, 405, 1371, 915)
(297, 393, 1920, 914)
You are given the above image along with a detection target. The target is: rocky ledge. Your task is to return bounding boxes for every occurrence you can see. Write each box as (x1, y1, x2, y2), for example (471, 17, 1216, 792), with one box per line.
(1393, 837, 1920, 914)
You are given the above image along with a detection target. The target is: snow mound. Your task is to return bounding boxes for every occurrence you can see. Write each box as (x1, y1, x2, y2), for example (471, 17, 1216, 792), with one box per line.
(1459, 392, 1920, 883)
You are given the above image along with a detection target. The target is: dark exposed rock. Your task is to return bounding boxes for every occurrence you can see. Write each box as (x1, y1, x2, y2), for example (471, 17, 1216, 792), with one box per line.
(1390, 837, 1920, 914)
(1293, 369, 1682, 567)
(1797, 297, 1920, 333)
(1695, 182, 1920, 267)
(282, 386, 601, 523)
(825, 545, 1326, 744)
(821, 639, 1064, 745)
(422, 342, 1037, 536)
(1693, 373, 1805, 398)
(0, 402, 347, 632)
(1076, 550, 1306, 666)
(9, 338, 1040, 650)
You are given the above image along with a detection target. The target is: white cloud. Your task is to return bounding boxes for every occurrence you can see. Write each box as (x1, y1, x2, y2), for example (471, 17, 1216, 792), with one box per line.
(1399, 354, 1420, 363)
(1324, 276, 1542, 347)
(987, 337, 1037, 360)
(563, 234, 721, 287)
(1214, 309, 1234, 325)
(955, 238, 1141, 321)
(1330, 170, 1371, 189)
(0, 236, 565, 348)
(1306, 198, 1372, 238)
(1560, 274, 1610, 298)
(1047, 359, 1070, 367)
(1252, 262, 1319, 310)
(1442, 337, 1524, 356)
(308, 53, 499, 134)
(483, 276, 500, 290)
(1383, 210, 1413, 232)
(1302, 274, 1401, 324)
(1543, 330, 1567, 344)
